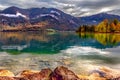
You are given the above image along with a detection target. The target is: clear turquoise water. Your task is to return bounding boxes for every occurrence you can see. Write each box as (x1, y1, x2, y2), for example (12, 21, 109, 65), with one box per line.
(0, 32, 119, 74)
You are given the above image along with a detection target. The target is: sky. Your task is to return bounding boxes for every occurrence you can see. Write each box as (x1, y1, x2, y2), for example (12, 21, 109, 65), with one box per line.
(0, 0, 120, 17)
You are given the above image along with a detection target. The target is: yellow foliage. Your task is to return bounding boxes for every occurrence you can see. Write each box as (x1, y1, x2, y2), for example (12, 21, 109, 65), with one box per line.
(77, 19, 120, 33)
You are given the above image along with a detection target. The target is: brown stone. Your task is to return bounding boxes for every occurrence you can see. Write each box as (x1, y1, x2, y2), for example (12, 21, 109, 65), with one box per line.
(77, 75, 89, 80)
(99, 67, 120, 79)
(51, 66, 79, 80)
(88, 74, 106, 80)
(0, 69, 15, 77)
(0, 66, 119, 80)
(22, 68, 52, 80)
(0, 76, 15, 80)
(17, 70, 40, 77)
(89, 67, 120, 80)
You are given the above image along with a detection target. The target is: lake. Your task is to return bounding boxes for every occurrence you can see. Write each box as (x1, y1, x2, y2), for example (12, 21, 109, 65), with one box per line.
(0, 32, 120, 75)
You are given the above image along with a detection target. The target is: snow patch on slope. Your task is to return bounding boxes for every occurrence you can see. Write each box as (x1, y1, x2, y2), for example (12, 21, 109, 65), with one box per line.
(50, 10, 61, 15)
(69, 20, 76, 24)
(0, 12, 27, 19)
(33, 14, 59, 20)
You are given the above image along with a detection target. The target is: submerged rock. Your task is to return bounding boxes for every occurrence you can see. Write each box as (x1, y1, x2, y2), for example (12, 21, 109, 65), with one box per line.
(89, 67, 120, 80)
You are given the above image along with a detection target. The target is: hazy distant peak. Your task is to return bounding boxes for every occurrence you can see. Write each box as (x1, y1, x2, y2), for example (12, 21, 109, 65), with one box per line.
(107, 9, 120, 16)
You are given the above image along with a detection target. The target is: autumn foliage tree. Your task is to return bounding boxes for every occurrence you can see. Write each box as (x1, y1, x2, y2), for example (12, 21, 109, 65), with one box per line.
(76, 19, 120, 33)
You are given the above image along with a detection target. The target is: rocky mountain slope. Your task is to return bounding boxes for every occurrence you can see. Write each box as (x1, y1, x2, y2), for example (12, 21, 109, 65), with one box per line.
(0, 6, 80, 31)
(1, 6, 120, 31)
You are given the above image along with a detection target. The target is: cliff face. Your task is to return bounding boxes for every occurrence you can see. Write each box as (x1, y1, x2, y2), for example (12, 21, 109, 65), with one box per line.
(0, 66, 119, 80)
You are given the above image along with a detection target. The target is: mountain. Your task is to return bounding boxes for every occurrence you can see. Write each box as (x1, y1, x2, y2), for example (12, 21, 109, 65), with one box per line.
(1, 6, 120, 31)
(108, 9, 120, 16)
(80, 13, 120, 25)
(0, 6, 80, 31)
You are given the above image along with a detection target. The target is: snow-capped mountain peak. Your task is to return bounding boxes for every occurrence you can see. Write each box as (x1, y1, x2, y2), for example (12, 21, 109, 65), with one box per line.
(16, 11, 27, 18)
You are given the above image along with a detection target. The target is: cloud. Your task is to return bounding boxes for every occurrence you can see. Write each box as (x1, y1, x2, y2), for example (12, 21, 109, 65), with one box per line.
(0, 0, 120, 17)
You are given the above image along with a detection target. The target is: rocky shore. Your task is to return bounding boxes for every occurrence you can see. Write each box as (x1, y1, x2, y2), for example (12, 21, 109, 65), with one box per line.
(0, 66, 119, 80)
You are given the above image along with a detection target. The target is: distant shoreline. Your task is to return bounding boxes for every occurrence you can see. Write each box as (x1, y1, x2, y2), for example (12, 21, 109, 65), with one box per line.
(0, 29, 52, 32)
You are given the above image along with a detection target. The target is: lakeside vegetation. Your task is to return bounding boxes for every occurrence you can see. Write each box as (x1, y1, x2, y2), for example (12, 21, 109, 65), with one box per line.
(0, 21, 51, 32)
(76, 19, 120, 33)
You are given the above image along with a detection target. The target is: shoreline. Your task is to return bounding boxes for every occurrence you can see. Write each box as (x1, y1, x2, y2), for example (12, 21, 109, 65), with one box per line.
(0, 66, 119, 80)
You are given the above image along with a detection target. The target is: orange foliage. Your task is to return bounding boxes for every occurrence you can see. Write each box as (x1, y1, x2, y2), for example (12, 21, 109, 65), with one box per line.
(77, 19, 120, 33)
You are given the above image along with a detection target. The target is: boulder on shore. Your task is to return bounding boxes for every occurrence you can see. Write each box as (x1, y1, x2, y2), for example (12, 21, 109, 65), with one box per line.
(0, 66, 119, 80)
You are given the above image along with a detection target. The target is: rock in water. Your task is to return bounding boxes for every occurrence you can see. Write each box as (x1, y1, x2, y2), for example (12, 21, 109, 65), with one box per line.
(17, 70, 40, 77)
(51, 66, 79, 80)
(0, 69, 15, 77)
(21, 68, 52, 80)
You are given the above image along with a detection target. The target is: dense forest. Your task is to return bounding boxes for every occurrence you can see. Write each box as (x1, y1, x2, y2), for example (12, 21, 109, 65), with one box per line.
(76, 19, 120, 33)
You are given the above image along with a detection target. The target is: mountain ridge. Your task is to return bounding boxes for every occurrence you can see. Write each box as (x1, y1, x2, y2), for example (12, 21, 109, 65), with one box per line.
(0, 6, 80, 31)
(79, 13, 120, 25)
(0, 6, 120, 31)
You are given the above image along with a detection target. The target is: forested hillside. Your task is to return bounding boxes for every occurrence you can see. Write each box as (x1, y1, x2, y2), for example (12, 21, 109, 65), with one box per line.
(76, 19, 120, 33)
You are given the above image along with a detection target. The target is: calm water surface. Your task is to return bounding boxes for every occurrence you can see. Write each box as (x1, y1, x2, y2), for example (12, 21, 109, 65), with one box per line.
(0, 32, 120, 75)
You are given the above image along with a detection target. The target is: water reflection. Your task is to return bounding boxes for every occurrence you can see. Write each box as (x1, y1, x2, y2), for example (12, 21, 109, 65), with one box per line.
(78, 33, 120, 48)
(0, 32, 79, 54)
(0, 32, 120, 54)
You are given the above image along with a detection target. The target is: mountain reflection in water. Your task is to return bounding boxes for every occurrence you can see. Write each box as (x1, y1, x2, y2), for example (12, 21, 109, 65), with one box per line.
(0, 32, 79, 54)
(0, 32, 120, 54)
